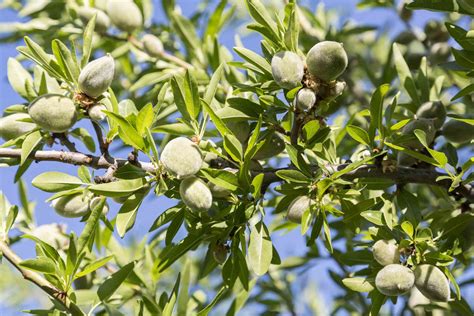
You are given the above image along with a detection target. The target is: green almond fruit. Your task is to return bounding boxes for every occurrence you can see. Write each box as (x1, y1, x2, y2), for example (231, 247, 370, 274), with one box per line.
(306, 41, 348, 82)
(0, 113, 36, 141)
(179, 176, 213, 212)
(414, 264, 450, 302)
(77, 6, 110, 33)
(408, 287, 431, 315)
(53, 194, 92, 218)
(142, 34, 164, 57)
(271, 51, 304, 90)
(29, 94, 77, 132)
(287, 195, 313, 224)
(212, 244, 228, 264)
(394, 31, 417, 45)
(458, 0, 474, 14)
(253, 132, 285, 160)
(375, 264, 415, 296)
(416, 101, 446, 130)
(30, 223, 69, 248)
(78, 54, 115, 98)
(441, 119, 474, 143)
(401, 119, 436, 149)
(107, 0, 143, 33)
(429, 43, 451, 65)
(296, 88, 317, 111)
(160, 137, 203, 178)
(88, 104, 107, 121)
(372, 239, 400, 266)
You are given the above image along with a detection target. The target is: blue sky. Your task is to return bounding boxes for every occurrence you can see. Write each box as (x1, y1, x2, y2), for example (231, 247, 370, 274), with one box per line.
(1, 0, 470, 314)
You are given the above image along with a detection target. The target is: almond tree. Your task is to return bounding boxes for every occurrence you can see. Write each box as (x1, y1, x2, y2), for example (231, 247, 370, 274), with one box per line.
(0, 0, 473, 315)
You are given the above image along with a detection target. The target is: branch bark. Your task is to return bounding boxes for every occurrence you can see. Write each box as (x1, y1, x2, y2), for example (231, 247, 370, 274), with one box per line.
(0, 240, 84, 315)
(0, 148, 472, 202)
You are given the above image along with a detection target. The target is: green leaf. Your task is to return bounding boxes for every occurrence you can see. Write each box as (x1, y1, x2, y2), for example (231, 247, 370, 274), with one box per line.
(77, 197, 106, 255)
(97, 261, 135, 301)
(51, 39, 80, 84)
(342, 277, 375, 292)
(283, 1, 299, 52)
(32, 171, 83, 192)
(81, 13, 96, 67)
(20, 130, 42, 165)
(75, 255, 114, 279)
(103, 111, 146, 150)
(368, 84, 390, 142)
(234, 47, 272, 77)
(401, 221, 414, 238)
(197, 286, 228, 316)
(19, 257, 56, 274)
(245, 0, 281, 45)
(116, 191, 146, 238)
(170, 71, 201, 122)
(136, 103, 154, 135)
(89, 178, 147, 197)
(392, 43, 420, 106)
(369, 290, 387, 316)
(275, 169, 310, 184)
(248, 221, 273, 276)
(7, 58, 34, 100)
(346, 125, 371, 147)
(162, 273, 180, 316)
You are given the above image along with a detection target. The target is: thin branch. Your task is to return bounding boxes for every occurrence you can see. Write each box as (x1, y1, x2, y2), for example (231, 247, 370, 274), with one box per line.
(53, 133, 78, 152)
(0, 240, 84, 315)
(0, 148, 472, 202)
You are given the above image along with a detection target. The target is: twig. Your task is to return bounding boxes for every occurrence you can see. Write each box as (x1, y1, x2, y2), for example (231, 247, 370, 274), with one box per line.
(0, 240, 84, 315)
(0, 148, 472, 202)
(53, 133, 78, 152)
(91, 121, 112, 161)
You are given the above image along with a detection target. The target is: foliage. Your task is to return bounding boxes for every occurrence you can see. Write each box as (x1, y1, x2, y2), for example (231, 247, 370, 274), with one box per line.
(0, 0, 473, 315)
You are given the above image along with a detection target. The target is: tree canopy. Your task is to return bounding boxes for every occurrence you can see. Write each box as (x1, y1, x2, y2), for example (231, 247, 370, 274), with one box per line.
(0, 0, 473, 315)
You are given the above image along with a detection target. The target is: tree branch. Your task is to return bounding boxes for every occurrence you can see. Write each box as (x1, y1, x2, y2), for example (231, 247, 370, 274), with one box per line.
(0, 240, 84, 315)
(0, 148, 472, 202)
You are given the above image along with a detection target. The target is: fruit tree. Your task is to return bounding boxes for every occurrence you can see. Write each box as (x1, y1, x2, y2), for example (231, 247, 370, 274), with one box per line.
(0, 0, 473, 315)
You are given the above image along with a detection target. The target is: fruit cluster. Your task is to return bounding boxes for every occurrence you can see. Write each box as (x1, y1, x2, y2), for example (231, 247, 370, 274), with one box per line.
(373, 239, 450, 302)
(271, 41, 348, 113)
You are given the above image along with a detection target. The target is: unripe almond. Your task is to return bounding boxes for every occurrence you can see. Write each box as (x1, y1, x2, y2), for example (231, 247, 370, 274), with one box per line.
(78, 54, 115, 98)
(287, 195, 313, 224)
(142, 34, 164, 57)
(212, 243, 228, 264)
(375, 264, 415, 296)
(458, 0, 474, 14)
(253, 132, 285, 160)
(441, 119, 474, 143)
(88, 104, 107, 121)
(76, 6, 111, 33)
(53, 194, 91, 218)
(179, 176, 213, 212)
(107, 0, 143, 33)
(0, 113, 36, 141)
(271, 51, 304, 90)
(414, 264, 450, 302)
(30, 223, 69, 248)
(401, 119, 436, 149)
(160, 137, 203, 178)
(28, 94, 77, 132)
(296, 88, 316, 111)
(416, 101, 446, 130)
(372, 239, 400, 266)
(306, 41, 348, 82)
